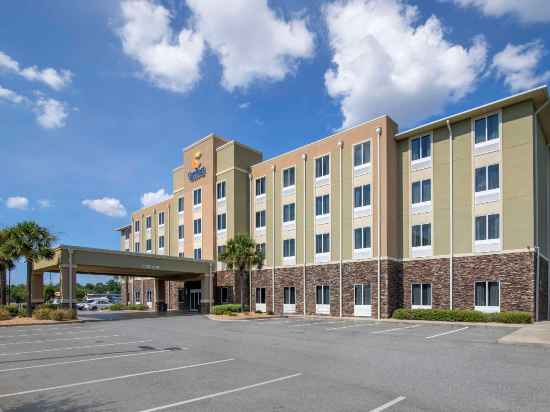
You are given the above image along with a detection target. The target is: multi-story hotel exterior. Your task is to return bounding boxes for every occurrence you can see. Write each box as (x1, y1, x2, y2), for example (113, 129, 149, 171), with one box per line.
(117, 86, 550, 320)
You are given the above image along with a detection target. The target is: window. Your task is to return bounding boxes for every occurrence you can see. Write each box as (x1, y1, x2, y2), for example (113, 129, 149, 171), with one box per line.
(412, 283, 432, 307)
(194, 248, 202, 260)
(412, 179, 431, 204)
(217, 213, 227, 231)
(158, 235, 165, 249)
(315, 194, 330, 216)
(354, 141, 371, 167)
(354, 184, 371, 208)
(146, 239, 152, 252)
(256, 177, 266, 196)
(220, 287, 231, 304)
(412, 224, 431, 247)
(256, 243, 266, 256)
(193, 218, 202, 235)
(124, 230, 130, 240)
(178, 252, 184, 257)
(475, 164, 499, 192)
(255, 210, 266, 228)
(475, 113, 499, 145)
(178, 197, 184, 213)
(217, 181, 226, 200)
(134, 289, 141, 302)
(217, 245, 226, 258)
(315, 155, 330, 178)
(475, 214, 500, 241)
(283, 167, 295, 187)
(158, 212, 165, 226)
(283, 203, 295, 223)
(283, 239, 295, 257)
(256, 288, 266, 304)
(354, 284, 371, 306)
(284, 287, 296, 305)
(178, 225, 184, 240)
(475, 281, 500, 310)
(315, 233, 330, 254)
(146, 288, 152, 302)
(316, 285, 330, 305)
(146, 216, 152, 229)
(193, 188, 202, 206)
(134, 220, 140, 232)
(411, 135, 431, 161)
(354, 227, 371, 250)
(134, 242, 140, 253)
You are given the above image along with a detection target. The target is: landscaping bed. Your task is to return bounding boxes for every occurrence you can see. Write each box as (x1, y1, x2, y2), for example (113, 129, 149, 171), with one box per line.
(393, 308, 532, 324)
(0, 304, 81, 327)
(210, 304, 278, 320)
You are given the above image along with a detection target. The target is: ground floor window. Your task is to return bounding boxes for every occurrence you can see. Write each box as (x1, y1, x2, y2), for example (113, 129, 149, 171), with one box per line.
(354, 283, 371, 306)
(284, 287, 296, 304)
(316, 285, 330, 305)
(146, 288, 152, 302)
(412, 283, 431, 308)
(134, 288, 141, 303)
(256, 288, 266, 304)
(220, 287, 231, 304)
(475, 281, 500, 312)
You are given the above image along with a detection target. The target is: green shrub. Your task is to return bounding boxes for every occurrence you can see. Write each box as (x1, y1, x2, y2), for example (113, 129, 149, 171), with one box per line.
(392, 308, 532, 324)
(223, 310, 237, 316)
(127, 304, 147, 310)
(213, 304, 242, 315)
(49, 309, 65, 321)
(62, 309, 77, 320)
(5, 304, 20, 317)
(33, 307, 53, 320)
(108, 303, 125, 311)
(267, 311, 274, 316)
(0, 307, 11, 320)
(40, 303, 58, 310)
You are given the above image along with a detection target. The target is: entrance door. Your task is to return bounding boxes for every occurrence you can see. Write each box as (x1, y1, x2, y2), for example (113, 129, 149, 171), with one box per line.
(190, 289, 202, 312)
(354, 283, 372, 317)
(177, 288, 185, 312)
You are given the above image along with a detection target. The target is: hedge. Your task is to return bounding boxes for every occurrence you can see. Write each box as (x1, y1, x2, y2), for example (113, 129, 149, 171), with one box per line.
(127, 303, 147, 310)
(108, 303, 125, 311)
(392, 308, 532, 324)
(0, 307, 10, 321)
(213, 304, 242, 315)
(32, 306, 77, 321)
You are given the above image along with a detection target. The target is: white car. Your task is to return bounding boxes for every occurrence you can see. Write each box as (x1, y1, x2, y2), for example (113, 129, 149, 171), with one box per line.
(80, 298, 111, 311)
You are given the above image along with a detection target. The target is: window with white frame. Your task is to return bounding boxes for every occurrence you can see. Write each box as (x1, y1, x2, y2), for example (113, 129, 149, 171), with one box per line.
(283, 239, 295, 257)
(134, 289, 141, 303)
(283, 167, 295, 188)
(316, 285, 330, 305)
(315, 233, 330, 254)
(412, 179, 431, 204)
(134, 220, 140, 232)
(412, 224, 431, 247)
(315, 155, 330, 178)
(475, 281, 500, 311)
(158, 212, 165, 226)
(474, 113, 499, 145)
(194, 248, 202, 260)
(354, 227, 371, 250)
(217, 213, 227, 231)
(256, 177, 266, 196)
(354, 184, 371, 208)
(315, 194, 330, 216)
(178, 225, 184, 240)
(178, 197, 184, 213)
(256, 288, 266, 304)
(217, 245, 226, 259)
(354, 283, 371, 306)
(158, 235, 165, 249)
(255, 210, 266, 228)
(283, 203, 295, 223)
(146, 216, 152, 229)
(216, 181, 226, 200)
(134, 242, 140, 253)
(475, 214, 499, 241)
(146, 288, 152, 302)
(284, 287, 296, 305)
(193, 188, 202, 206)
(411, 135, 431, 161)
(146, 239, 152, 252)
(475, 164, 499, 193)
(412, 283, 431, 308)
(193, 218, 202, 235)
(354, 141, 371, 167)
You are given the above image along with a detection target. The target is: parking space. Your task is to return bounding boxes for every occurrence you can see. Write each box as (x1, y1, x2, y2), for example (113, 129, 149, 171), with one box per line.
(0, 316, 548, 411)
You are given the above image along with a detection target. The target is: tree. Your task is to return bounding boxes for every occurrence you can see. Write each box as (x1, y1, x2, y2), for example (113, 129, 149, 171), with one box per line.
(2, 222, 56, 316)
(0, 229, 16, 306)
(43, 284, 58, 302)
(219, 233, 264, 312)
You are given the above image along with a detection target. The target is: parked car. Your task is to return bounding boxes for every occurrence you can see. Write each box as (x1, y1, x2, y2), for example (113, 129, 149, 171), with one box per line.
(79, 297, 112, 311)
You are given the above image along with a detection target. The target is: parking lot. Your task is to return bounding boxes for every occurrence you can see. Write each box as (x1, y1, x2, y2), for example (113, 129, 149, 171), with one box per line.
(0, 315, 549, 411)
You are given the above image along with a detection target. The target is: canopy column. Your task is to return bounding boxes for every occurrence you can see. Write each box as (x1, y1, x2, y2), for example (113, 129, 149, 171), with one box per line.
(200, 266, 213, 314)
(59, 263, 77, 309)
(31, 272, 44, 305)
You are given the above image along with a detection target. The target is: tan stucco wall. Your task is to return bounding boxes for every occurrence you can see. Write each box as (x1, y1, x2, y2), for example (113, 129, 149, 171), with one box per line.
(433, 126, 450, 256)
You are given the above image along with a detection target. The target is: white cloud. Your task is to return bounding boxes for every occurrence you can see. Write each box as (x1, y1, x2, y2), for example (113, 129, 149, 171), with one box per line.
(0, 84, 25, 104)
(140, 188, 171, 207)
(82, 198, 127, 217)
(324, 0, 488, 128)
(38, 199, 52, 208)
(0, 50, 73, 90)
(492, 41, 550, 93)
(118, 0, 205, 93)
(239, 102, 250, 109)
(34, 97, 68, 129)
(448, 0, 550, 23)
(6, 196, 29, 210)
(186, 0, 314, 91)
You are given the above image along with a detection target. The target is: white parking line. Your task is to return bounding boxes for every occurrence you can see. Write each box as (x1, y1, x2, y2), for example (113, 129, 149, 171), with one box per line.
(0, 334, 120, 346)
(371, 325, 420, 334)
(0, 329, 106, 339)
(0, 339, 154, 357)
(369, 396, 406, 412)
(0, 358, 235, 399)
(139, 373, 303, 412)
(326, 323, 374, 331)
(425, 327, 469, 340)
(0, 348, 182, 373)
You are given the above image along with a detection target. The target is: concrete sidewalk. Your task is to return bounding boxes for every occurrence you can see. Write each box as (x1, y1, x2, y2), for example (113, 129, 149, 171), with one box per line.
(499, 321, 550, 346)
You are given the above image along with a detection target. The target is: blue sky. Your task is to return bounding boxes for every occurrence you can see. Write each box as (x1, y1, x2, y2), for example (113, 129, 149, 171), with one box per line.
(2, 0, 549, 284)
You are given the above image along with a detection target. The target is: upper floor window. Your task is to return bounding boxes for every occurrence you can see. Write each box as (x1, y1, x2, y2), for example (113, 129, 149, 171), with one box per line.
(217, 181, 226, 200)
(315, 155, 330, 178)
(475, 113, 499, 145)
(475, 164, 499, 192)
(283, 203, 295, 223)
(354, 184, 371, 208)
(217, 213, 227, 231)
(146, 216, 152, 229)
(193, 218, 202, 235)
(315, 233, 330, 254)
(178, 225, 184, 240)
(412, 179, 431, 204)
(354, 227, 371, 250)
(217, 245, 226, 258)
(412, 223, 431, 247)
(194, 248, 202, 260)
(475, 214, 499, 241)
(158, 211, 165, 226)
(193, 188, 202, 206)
(134, 242, 140, 253)
(315, 194, 330, 216)
(134, 220, 140, 232)
(283, 238, 296, 257)
(256, 177, 266, 196)
(255, 210, 266, 228)
(158, 235, 165, 249)
(178, 197, 184, 213)
(283, 167, 295, 187)
(411, 135, 431, 161)
(354, 141, 371, 167)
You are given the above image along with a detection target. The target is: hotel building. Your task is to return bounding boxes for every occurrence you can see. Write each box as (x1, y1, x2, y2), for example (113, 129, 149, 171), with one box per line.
(117, 86, 550, 320)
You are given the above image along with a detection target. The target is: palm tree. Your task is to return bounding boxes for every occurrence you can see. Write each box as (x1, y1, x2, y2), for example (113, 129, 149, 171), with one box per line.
(2, 222, 56, 316)
(0, 229, 15, 306)
(219, 233, 264, 312)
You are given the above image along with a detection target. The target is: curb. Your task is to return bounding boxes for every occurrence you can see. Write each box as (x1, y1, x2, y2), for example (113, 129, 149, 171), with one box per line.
(207, 314, 286, 322)
(0, 319, 84, 328)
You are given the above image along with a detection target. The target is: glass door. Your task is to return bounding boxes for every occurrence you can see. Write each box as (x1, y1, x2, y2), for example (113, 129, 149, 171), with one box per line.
(190, 289, 202, 312)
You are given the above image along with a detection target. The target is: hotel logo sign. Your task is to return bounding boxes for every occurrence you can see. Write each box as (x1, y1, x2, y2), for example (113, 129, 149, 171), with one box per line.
(188, 151, 207, 182)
